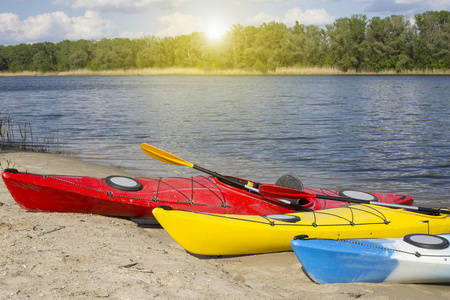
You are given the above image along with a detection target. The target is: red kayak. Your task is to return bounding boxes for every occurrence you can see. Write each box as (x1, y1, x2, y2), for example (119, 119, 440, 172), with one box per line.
(2, 169, 414, 220)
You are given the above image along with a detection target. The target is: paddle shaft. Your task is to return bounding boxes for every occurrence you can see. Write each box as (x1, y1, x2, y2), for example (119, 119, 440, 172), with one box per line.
(193, 165, 259, 193)
(369, 201, 450, 215)
(140, 143, 309, 209)
(259, 185, 450, 215)
(194, 165, 312, 208)
(303, 193, 450, 214)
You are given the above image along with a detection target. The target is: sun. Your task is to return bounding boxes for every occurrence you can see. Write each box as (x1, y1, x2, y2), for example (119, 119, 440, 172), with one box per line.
(204, 23, 227, 40)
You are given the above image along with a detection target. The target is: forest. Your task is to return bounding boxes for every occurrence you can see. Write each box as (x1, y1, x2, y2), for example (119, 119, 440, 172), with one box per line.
(0, 10, 449, 73)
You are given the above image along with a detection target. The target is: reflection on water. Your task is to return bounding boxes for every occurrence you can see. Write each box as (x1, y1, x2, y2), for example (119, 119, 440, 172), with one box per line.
(1, 75, 449, 205)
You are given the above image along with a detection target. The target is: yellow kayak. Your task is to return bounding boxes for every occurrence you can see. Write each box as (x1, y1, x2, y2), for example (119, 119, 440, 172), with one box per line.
(153, 204, 450, 255)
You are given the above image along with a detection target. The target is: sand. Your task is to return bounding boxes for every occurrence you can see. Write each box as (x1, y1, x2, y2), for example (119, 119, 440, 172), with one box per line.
(1, 151, 450, 299)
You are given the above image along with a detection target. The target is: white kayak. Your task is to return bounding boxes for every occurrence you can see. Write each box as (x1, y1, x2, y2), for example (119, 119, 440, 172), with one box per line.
(291, 233, 450, 284)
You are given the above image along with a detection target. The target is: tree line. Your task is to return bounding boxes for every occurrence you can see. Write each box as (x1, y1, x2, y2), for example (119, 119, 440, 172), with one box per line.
(1, 10, 449, 73)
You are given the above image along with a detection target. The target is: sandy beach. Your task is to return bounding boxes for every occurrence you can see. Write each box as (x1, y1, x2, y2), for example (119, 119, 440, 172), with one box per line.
(1, 151, 450, 299)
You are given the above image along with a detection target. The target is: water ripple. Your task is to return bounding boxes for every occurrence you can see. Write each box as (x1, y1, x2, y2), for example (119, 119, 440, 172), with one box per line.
(1, 75, 448, 205)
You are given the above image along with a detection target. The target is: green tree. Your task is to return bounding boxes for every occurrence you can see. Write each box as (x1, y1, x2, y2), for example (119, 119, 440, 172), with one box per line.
(279, 22, 307, 66)
(0, 46, 9, 71)
(305, 25, 328, 66)
(93, 38, 136, 69)
(326, 15, 368, 71)
(55, 40, 72, 71)
(414, 11, 450, 69)
(55, 39, 95, 71)
(223, 24, 257, 68)
(69, 50, 89, 69)
(281, 22, 327, 67)
(1, 11, 449, 73)
(28, 42, 58, 72)
(365, 15, 413, 72)
(252, 21, 288, 70)
(4, 44, 33, 72)
(173, 33, 206, 67)
(135, 35, 172, 68)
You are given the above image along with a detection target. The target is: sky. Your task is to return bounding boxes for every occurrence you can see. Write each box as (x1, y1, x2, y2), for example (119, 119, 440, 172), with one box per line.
(1, 0, 449, 45)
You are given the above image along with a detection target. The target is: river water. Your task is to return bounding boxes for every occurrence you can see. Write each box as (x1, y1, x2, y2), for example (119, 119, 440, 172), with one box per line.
(1, 75, 449, 205)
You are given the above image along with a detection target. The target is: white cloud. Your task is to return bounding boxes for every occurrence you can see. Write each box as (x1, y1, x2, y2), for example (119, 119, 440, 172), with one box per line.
(251, 0, 282, 3)
(283, 7, 334, 26)
(169, 0, 188, 9)
(244, 7, 334, 27)
(51, 0, 70, 6)
(361, 0, 450, 14)
(394, 0, 422, 3)
(157, 12, 204, 37)
(70, 0, 185, 13)
(71, 0, 155, 12)
(230, 1, 243, 8)
(244, 12, 279, 26)
(67, 11, 117, 39)
(0, 11, 116, 44)
(0, 13, 20, 39)
(424, 0, 450, 10)
(118, 31, 146, 39)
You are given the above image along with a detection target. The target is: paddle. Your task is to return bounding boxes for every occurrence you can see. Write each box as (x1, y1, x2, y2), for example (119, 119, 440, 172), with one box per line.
(140, 143, 259, 190)
(141, 144, 320, 210)
(140, 143, 316, 210)
(259, 185, 450, 215)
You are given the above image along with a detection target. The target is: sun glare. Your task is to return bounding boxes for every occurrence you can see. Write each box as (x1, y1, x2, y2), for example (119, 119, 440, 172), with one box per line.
(204, 23, 227, 40)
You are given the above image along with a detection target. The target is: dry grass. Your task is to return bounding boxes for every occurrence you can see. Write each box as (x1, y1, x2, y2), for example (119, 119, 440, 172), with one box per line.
(1, 67, 449, 77)
(275, 67, 450, 75)
(274, 66, 344, 75)
(57, 68, 271, 76)
(0, 70, 53, 77)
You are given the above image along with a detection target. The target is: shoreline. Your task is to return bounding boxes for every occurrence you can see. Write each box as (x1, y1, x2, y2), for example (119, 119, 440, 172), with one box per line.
(2, 151, 450, 299)
(1, 67, 450, 77)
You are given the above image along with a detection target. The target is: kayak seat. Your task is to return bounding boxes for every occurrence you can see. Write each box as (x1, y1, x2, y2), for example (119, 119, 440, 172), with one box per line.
(275, 175, 303, 191)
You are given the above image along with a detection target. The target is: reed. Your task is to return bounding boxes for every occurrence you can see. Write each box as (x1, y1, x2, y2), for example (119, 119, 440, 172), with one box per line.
(0, 70, 56, 77)
(274, 66, 344, 75)
(0, 111, 66, 154)
(1, 67, 449, 77)
(56, 68, 261, 76)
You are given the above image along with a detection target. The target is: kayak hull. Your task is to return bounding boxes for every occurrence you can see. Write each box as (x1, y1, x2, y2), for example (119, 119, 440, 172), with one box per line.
(153, 204, 450, 256)
(2, 169, 413, 220)
(2, 170, 294, 219)
(291, 234, 450, 284)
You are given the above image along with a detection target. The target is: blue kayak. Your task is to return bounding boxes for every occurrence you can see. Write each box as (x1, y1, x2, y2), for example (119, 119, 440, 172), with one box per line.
(291, 234, 450, 284)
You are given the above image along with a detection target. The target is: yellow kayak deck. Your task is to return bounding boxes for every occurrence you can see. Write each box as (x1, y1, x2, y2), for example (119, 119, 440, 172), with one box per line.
(153, 204, 450, 255)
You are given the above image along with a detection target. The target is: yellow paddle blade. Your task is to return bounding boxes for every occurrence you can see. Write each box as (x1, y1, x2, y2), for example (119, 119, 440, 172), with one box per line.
(141, 143, 194, 168)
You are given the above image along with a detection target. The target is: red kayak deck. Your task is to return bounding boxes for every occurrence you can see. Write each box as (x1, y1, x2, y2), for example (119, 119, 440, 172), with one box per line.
(2, 169, 414, 219)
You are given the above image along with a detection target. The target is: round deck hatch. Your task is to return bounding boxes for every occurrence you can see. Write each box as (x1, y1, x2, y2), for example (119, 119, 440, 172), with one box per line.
(339, 190, 378, 201)
(265, 214, 301, 223)
(403, 234, 449, 249)
(105, 176, 143, 192)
